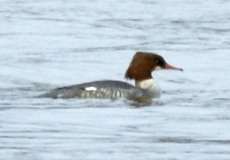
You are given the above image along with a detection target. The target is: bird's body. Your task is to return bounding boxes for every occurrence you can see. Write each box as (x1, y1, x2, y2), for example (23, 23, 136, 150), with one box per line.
(40, 52, 183, 101)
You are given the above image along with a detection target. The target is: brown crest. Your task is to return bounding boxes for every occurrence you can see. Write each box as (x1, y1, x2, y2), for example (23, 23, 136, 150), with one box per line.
(125, 52, 166, 81)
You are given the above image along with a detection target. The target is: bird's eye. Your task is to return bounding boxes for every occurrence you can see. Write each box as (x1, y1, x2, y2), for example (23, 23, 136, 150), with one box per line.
(158, 60, 162, 65)
(156, 59, 166, 67)
(156, 59, 162, 65)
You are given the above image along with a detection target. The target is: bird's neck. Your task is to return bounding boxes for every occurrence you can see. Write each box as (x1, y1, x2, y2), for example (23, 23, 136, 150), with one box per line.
(135, 78, 155, 90)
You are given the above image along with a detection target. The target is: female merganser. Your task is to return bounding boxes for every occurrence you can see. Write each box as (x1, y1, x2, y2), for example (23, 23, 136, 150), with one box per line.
(40, 52, 183, 100)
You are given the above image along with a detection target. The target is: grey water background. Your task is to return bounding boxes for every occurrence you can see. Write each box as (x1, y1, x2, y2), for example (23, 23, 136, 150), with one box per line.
(0, 0, 230, 159)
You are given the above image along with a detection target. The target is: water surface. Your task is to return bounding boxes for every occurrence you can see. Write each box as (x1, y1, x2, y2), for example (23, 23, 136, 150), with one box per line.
(1, 0, 230, 159)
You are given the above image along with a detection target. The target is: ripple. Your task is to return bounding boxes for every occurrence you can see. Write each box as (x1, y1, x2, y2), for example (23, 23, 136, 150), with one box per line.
(1, 0, 230, 159)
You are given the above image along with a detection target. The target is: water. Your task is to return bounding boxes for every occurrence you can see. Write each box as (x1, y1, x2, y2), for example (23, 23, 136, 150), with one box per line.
(1, 0, 230, 159)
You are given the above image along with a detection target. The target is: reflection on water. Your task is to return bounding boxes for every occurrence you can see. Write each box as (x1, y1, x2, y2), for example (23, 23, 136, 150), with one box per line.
(1, 0, 230, 159)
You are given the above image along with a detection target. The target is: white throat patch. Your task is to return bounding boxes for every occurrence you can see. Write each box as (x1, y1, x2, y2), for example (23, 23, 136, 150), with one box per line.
(135, 79, 161, 98)
(135, 79, 155, 90)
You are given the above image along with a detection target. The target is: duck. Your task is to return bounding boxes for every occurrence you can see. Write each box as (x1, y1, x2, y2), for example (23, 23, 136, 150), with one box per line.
(40, 51, 183, 100)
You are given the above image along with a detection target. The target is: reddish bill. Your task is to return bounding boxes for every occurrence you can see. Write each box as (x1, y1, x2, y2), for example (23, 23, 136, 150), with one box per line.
(165, 63, 183, 71)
